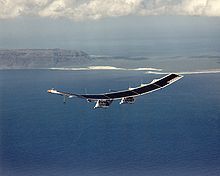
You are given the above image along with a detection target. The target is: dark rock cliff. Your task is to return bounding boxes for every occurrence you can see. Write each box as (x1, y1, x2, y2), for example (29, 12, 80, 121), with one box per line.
(0, 49, 91, 69)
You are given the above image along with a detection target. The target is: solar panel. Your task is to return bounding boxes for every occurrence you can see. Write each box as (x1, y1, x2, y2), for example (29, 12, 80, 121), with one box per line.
(79, 74, 182, 100)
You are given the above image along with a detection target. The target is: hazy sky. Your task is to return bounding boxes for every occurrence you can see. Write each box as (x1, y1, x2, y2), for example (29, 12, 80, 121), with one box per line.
(1, 0, 220, 20)
(0, 0, 220, 54)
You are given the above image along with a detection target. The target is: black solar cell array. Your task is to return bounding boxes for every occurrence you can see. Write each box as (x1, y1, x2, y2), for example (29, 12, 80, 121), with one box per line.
(80, 74, 182, 100)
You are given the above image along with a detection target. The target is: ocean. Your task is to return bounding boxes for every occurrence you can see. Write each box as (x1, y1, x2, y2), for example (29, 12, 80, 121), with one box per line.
(0, 69, 220, 176)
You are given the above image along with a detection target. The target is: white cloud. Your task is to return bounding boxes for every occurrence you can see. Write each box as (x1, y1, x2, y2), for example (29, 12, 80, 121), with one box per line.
(0, 0, 220, 20)
(179, 0, 220, 16)
(38, 0, 142, 20)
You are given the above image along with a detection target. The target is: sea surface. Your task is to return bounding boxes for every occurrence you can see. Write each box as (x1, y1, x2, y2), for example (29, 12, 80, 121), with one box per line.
(0, 70, 220, 176)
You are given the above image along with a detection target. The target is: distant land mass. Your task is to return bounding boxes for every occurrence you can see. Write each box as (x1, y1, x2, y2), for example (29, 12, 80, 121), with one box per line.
(0, 49, 91, 69)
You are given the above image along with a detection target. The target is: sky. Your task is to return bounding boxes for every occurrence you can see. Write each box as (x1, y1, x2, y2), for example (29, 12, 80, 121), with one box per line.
(1, 0, 220, 20)
(0, 0, 220, 55)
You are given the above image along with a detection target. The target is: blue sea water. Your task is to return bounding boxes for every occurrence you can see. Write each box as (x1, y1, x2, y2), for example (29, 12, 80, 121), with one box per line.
(0, 70, 220, 176)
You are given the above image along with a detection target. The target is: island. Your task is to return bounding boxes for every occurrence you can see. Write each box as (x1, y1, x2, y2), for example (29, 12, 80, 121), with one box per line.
(0, 49, 92, 69)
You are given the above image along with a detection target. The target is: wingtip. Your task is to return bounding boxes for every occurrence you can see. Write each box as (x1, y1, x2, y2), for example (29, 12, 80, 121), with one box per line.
(170, 73, 184, 78)
(47, 89, 59, 94)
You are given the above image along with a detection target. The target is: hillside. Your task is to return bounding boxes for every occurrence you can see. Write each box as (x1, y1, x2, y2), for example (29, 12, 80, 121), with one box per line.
(0, 49, 91, 69)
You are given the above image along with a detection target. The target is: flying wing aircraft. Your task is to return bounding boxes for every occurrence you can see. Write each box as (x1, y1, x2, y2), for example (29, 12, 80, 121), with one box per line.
(47, 73, 183, 109)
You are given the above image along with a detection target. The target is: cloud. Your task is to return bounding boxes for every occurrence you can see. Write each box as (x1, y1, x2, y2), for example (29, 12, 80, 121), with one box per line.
(0, 0, 220, 20)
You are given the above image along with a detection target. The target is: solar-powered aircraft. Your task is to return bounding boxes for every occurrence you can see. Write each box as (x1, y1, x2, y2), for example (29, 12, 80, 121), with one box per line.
(47, 73, 183, 109)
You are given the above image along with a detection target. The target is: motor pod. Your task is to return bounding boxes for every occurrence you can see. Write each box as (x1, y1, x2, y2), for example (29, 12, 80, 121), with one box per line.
(120, 97, 135, 104)
(94, 99, 113, 109)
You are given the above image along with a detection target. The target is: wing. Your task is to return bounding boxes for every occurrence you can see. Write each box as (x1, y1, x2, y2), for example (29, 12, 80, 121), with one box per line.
(78, 73, 183, 100)
(47, 73, 183, 107)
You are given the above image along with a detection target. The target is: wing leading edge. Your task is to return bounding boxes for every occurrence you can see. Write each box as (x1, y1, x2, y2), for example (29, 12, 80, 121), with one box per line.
(47, 73, 183, 108)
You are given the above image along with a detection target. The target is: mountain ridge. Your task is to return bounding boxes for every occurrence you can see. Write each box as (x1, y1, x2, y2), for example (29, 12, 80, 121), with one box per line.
(0, 49, 91, 69)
